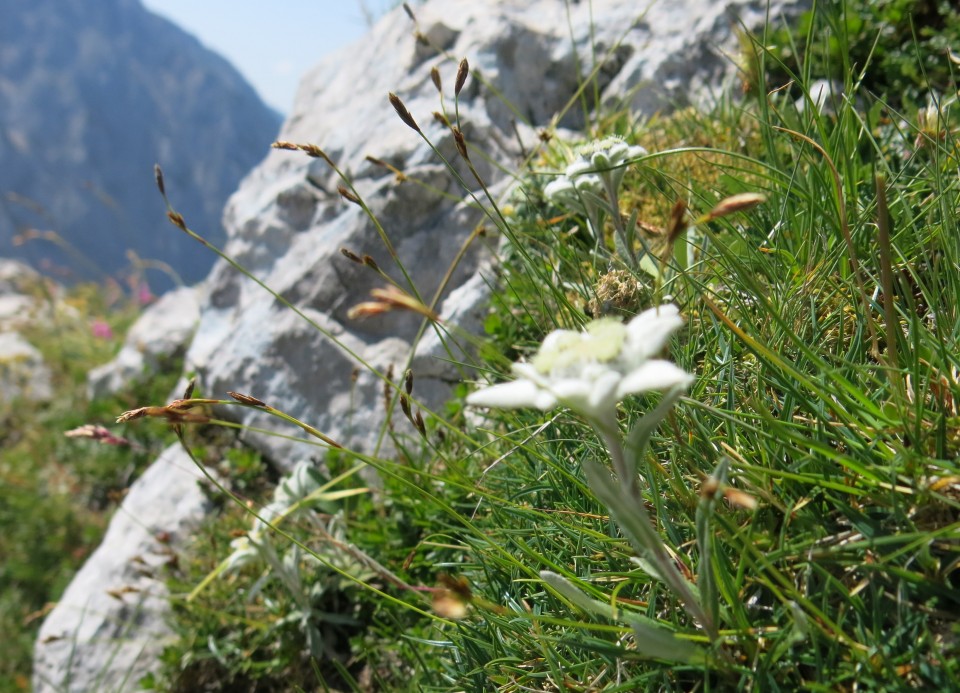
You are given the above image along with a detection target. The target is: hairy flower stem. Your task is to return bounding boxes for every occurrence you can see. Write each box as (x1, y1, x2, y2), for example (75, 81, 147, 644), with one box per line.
(601, 175, 635, 267)
(591, 416, 717, 643)
(594, 416, 639, 500)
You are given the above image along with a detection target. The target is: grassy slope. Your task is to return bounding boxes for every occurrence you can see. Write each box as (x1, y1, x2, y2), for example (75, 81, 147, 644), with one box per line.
(18, 2, 959, 691)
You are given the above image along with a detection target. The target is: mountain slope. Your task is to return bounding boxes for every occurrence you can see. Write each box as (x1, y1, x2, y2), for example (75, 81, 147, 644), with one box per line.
(0, 0, 282, 286)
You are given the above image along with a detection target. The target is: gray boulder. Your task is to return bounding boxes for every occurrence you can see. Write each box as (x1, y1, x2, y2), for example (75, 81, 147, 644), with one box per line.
(0, 259, 57, 403)
(87, 285, 201, 400)
(32, 444, 211, 693)
(0, 332, 53, 403)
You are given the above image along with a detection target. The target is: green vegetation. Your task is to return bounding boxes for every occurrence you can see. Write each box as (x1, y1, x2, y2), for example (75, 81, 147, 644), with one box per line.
(8, 1, 960, 690)
(0, 281, 182, 690)
(148, 2, 960, 688)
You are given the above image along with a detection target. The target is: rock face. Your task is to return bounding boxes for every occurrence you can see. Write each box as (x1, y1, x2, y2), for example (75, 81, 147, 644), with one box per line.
(0, 260, 58, 403)
(34, 0, 808, 689)
(33, 445, 212, 693)
(86, 285, 201, 400)
(0, 0, 282, 287)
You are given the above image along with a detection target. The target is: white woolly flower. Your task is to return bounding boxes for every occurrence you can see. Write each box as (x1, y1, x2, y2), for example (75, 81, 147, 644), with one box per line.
(468, 304, 692, 425)
(577, 136, 647, 170)
(543, 136, 648, 244)
(544, 137, 646, 202)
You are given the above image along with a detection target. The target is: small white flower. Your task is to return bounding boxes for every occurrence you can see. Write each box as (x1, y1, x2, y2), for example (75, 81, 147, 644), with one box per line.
(468, 304, 692, 424)
(542, 137, 648, 243)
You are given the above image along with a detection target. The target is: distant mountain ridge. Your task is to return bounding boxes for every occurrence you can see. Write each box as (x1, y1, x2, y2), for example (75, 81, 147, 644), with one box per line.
(0, 0, 282, 287)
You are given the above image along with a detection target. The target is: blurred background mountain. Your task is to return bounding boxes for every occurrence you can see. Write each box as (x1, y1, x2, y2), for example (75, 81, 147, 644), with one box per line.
(0, 0, 283, 290)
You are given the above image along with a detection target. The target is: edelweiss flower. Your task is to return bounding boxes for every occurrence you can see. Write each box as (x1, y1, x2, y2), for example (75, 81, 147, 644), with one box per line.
(543, 136, 647, 244)
(468, 304, 692, 425)
(543, 136, 647, 203)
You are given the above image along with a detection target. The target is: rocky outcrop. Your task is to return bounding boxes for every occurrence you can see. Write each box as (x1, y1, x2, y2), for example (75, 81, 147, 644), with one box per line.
(33, 445, 211, 693)
(0, 0, 281, 287)
(0, 260, 58, 403)
(86, 285, 201, 400)
(34, 0, 809, 689)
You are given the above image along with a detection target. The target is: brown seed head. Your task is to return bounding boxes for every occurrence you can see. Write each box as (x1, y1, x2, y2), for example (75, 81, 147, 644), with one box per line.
(272, 140, 334, 166)
(388, 92, 421, 133)
(154, 164, 166, 197)
(300, 143, 331, 162)
(414, 410, 426, 436)
(438, 573, 473, 600)
(404, 368, 413, 395)
(433, 590, 468, 620)
(65, 424, 105, 439)
(362, 255, 381, 272)
(400, 392, 412, 420)
(665, 199, 689, 246)
(723, 487, 759, 510)
(454, 58, 469, 96)
(430, 66, 442, 93)
(402, 2, 416, 21)
(706, 192, 766, 221)
(228, 391, 267, 407)
(432, 111, 450, 127)
(64, 424, 131, 447)
(340, 247, 363, 264)
(347, 285, 440, 322)
(117, 407, 149, 423)
(337, 185, 362, 205)
(701, 477, 720, 500)
(383, 365, 394, 419)
(166, 211, 187, 231)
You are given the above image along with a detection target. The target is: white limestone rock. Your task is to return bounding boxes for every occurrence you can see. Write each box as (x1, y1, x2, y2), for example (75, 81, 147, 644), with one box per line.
(0, 331, 53, 402)
(0, 260, 57, 402)
(86, 286, 202, 400)
(32, 444, 212, 692)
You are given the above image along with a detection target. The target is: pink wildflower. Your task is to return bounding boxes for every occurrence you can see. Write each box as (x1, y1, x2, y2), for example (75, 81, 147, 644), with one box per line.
(91, 319, 114, 340)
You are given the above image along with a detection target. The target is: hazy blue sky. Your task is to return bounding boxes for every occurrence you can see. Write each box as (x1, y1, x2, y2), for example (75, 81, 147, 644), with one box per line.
(141, 1, 397, 113)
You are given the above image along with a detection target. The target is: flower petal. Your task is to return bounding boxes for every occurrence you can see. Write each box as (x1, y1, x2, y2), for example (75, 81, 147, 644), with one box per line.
(625, 304, 685, 361)
(616, 360, 693, 398)
(546, 374, 615, 422)
(586, 370, 623, 412)
(467, 379, 557, 410)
